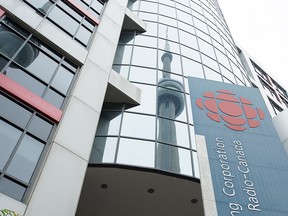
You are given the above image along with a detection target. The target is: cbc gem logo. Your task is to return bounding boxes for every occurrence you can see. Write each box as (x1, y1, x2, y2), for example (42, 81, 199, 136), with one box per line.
(196, 89, 265, 131)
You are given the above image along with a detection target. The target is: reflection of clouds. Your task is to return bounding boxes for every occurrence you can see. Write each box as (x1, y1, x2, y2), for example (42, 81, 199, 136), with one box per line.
(128, 83, 156, 115)
(117, 138, 155, 168)
(121, 113, 155, 140)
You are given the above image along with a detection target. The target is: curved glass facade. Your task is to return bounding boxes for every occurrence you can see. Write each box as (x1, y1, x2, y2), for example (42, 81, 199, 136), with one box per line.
(90, 0, 251, 178)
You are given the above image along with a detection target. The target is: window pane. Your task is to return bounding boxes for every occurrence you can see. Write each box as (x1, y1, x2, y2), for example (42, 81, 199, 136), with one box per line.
(129, 66, 157, 85)
(90, 137, 117, 163)
(0, 94, 32, 127)
(113, 45, 132, 65)
(48, 5, 79, 36)
(51, 66, 74, 95)
(117, 138, 155, 168)
(0, 177, 26, 201)
(179, 148, 192, 176)
(156, 143, 180, 173)
(28, 115, 53, 141)
(7, 135, 44, 183)
(0, 26, 25, 59)
(5, 64, 46, 97)
(182, 57, 204, 78)
(131, 46, 157, 68)
(24, 50, 58, 83)
(128, 83, 156, 115)
(76, 25, 91, 45)
(0, 120, 22, 170)
(43, 89, 64, 109)
(96, 111, 122, 136)
(121, 113, 155, 140)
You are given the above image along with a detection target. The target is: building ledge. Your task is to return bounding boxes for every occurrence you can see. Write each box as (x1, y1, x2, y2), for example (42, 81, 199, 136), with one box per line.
(104, 69, 141, 106)
(122, 8, 146, 32)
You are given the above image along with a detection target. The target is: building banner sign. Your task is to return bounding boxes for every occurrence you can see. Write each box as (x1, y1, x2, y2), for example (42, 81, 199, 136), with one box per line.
(188, 77, 288, 215)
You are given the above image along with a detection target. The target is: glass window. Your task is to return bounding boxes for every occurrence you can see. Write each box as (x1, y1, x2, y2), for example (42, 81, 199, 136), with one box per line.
(220, 65, 236, 84)
(117, 138, 155, 168)
(134, 35, 157, 48)
(204, 66, 222, 82)
(180, 45, 201, 62)
(159, 4, 176, 18)
(201, 54, 219, 72)
(128, 83, 156, 115)
(5, 64, 46, 97)
(140, 1, 158, 14)
(193, 17, 208, 33)
(75, 25, 91, 45)
(212, 38, 225, 53)
(28, 115, 53, 141)
(215, 49, 230, 69)
(143, 21, 157, 37)
(0, 56, 8, 71)
(182, 57, 204, 78)
(24, 0, 51, 11)
(129, 66, 157, 85)
(121, 113, 155, 140)
(158, 38, 180, 54)
(175, 121, 190, 148)
(43, 88, 64, 109)
(113, 45, 132, 65)
(158, 52, 182, 75)
(178, 148, 193, 176)
(7, 135, 44, 183)
(157, 117, 189, 148)
(176, 3, 190, 13)
(177, 10, 193, 25)
(90, 137, 117, 163)
(48, 5, 80, 36)
(96, 111, 122, 136)
(51, 66, 74, 95)
(179, 30, 198, 49)
(0, 178, 26, 201)
(209, 26, 221, 43)
(0, 120, 22, 170)
(131, 46, 157, 68)
(159, 15, 177, 27)
(159, 0, 174, 6)
(0, 94, 32, 128)
(186, 94, 193, 124)
(24, 49, 58, 83)
(91, 0, 104, 15)
(196, 29, 211, 43)
(198, 38, 216, 59)
(192, 151, 200, 178)
(0, 25, 26, 60)
(112, 65, 129, 79)
(138, 11, 158, 22)
(191, 1, 203, 14)
(178, 21, 195, 35)
(159, 24, 178, 42)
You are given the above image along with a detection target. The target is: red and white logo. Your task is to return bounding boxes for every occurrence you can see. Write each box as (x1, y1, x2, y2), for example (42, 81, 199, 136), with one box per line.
(196, 89, 265, 131)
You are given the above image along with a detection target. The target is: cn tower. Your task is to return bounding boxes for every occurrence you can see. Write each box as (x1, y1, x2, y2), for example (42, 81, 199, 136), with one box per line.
(156, 29, 185, 173)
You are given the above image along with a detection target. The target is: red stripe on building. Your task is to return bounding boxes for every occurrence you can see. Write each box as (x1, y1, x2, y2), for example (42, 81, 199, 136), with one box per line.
(65, 0, 100, 25)
(0, 74, 62, 122)
(0, 8, 5, 17)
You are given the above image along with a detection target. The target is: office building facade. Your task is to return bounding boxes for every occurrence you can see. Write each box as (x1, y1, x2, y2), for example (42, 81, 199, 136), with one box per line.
(0, 0, 287, 215)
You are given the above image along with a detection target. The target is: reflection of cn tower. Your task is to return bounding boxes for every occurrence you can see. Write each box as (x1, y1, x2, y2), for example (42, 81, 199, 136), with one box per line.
(156, 29, 184, 173)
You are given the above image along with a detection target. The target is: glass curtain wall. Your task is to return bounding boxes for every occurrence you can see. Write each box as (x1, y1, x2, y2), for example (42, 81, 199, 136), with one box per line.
(90, 0, 251, 178)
